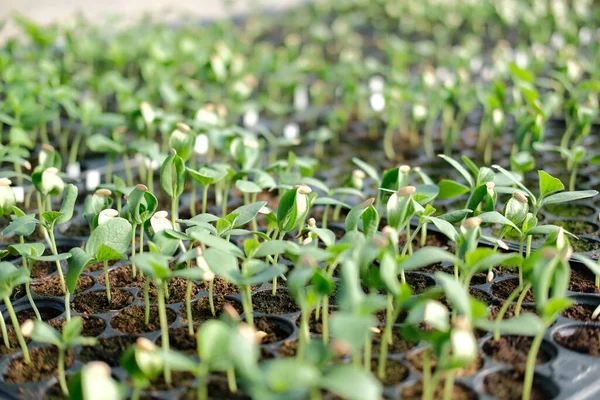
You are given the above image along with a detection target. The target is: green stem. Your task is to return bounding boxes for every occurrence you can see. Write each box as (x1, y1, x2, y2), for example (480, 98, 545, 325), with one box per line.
(514, 283, 531, 317)
(363, 336, 372, 371)
(157, 282, 171, 386)
(242, 286, 254, 327)
(65, 289, 71, 321)
(104, 260, 111, 303)
(202, 184, 209, 215)
(186, 279, 194, 335)
(48, 228, 66, 294)
(227, 367, 237, 393)
(494, 284, 523, 341)
(377, 295, 394, 379)
(322, 204, 329, 229)
(196, 369, 208, 400)
(123, 155, 134, 186)
(172, 195, 179, 230)
(209, 279, 215, 317)
(4, 297, 30, 363)
(422, 347, 432, 400)
(131, 387, 141, 400)
(23, 257, 41, 320)
(144, 280, 151, 325)
(58, 348, 68, 395)
(443, 370, 455, 400)
(569, 164, 578, 192)
(322, 296, 329, 344)
(522, 330, 545, 400)
(0, 311, 9, 348)
(131, 224, 137, 278)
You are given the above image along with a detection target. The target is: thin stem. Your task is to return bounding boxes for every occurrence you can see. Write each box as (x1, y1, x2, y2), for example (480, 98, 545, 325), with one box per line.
(157, 282, 172, 386)
(65, 289, 71, 321)
(443, 370, 455, 400)
(104, 260, 111, 303)
(131, 387, 141, 400)
(48, 228, 66, 294)
(209, 279, 215, 317)
(0, 311, 9, 348)
(202, 184, 209, 215)
(322, 296, 329, 344)
(227, 367, 237, 393)
(58, 348, 68, 395)
(522, 330, 545, 400)
(144, 281, 151, 325)
(494, 284, 523, 341)
(377, 295, 394, 379)
(186, 279, 194, 335)
(4, 297, 30, 363)
(22, 256, 41, 320)
(514, 283, 531, 317)
(131, 224, 137, 278)
(422, 348, 432, 400)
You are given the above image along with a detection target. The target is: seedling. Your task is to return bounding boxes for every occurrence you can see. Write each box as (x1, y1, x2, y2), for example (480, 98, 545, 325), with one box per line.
(0, 262, 31, 361)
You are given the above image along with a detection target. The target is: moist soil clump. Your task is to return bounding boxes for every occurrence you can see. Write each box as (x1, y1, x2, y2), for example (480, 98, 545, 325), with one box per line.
(554, 326, 600, 356)
(561, 303, 599, 322)
(371, 359, 409, 386)
(30, 260, 56, 279)
(568, 267, 600, 293)
(111, 305, 177, 334)
(79, 335, 138, 366)
(483, 370, 552, 400)
(139, 278, 200, 304)
(405, 273, 435, 295)
(400, 380, 477, 400)
(31, 275, 93, 297)
(482, 336, 552, 373)
(199, 276, 257, 295)
(4, 347, 75, 384)
(11, 306, 63, 325)
(73, 289, 133, 314)
(492, 278, 534, 302)
(254, 316, 292, 344)
(252, 290, 301, 314)
(97, 265, 146, 288)
(182, 295, 243, 324)
(157, 327, 197, 355)
(49, 315, 106, 337)
(0, 328, 30, 356)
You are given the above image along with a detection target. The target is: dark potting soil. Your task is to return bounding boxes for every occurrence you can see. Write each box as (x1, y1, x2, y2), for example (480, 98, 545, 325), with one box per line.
(72, 289, 134, 314)
(568, 267, 600, 294)
(139, 278, 200, 304)
(110, 305, 177, 334)
(178, 376, 252, 400)
(483, 370, 552, 400)
(200, 276, 242, 295)
(43, 381, 68, 400)
(371, 330, 416, 355)
(11, 306, 63, 325)
(415, 263, 450, 274)
(554, 326, 600, 356)
(405, 273, 436, 295)
(371, 359, 409, 386)
(400, 380, 477, 400)
(49, 315, 106, 337)
(492, 278, 534, 303)
(399, 231, 450, 252)
(144, 370, 196, 392)
(4, 347, 75, 384)
(79, 335, 138, 366)
(30, 260, 57, 279)
(97, 265, 146, 288)
(470, 271, 493, 286)
(86, 259, 119, 273)
(181, 295, 244, 324)
(561, 303, 600, 322)
(0, 327, 30, 356)
(487, 304, 537, 321)
(252, 290, 301, 314)
(482, 336, 552, 373)
(31, 275, 93, 297)
(254, 316, 293, 344)
(406, 348, 482, 378)
(297, 309, 334, 335)
(157, 326, 196, 355)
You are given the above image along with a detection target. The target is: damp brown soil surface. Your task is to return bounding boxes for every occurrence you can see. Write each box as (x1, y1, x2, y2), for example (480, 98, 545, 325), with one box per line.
(470, 271, 493, 286)
(492, 278, 534, 303)
(296, 309, 335, 335)
(252, 290, 301, 314)
(97, 265, 146, 288)
(482, 336, 552, 373)
(157, 326, 196, 355)
(372, 330, 417, 355)
(10, 306, 63, 325)
(138, 278, 200, 304)
(178, 377, 252, 400)
(554, 326, 600, 356)
(483, 370, 553, 400)
(405, 273, 436, 295)
(79, 335, 138, 366)
(487, 304, 537, 321)
(142, 370, 196, 392)
(4, 347, 75, 384)
(568, 267, 600, 294)
(72, 289, 134, 314)
(49, 315, 106, 337)
(181, 295, 243, 324)
(86, 259, 120, 272)
(30, 260, 56, 279)
(371, 359, 409, 386)
(200, 276, 253, 295)
(31, 275, 93, 297)
(398, 231, 452, 253)
(0, 327, 30, 356)
(254, 316, 293, 344)
(561, 303, 600, 322)
(111, 305, 177, 334)
(406, 348, 483, 378)
(400, 380, 477, 400)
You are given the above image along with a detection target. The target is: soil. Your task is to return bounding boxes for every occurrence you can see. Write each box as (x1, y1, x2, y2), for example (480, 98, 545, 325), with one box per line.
(269, 340, 299, 358)
(371, 330, 417, 355)
(11, 306, 63, 325)
(483, 370, 553, 400)
(416, 263, 450, 274)
(548, 220, 598, 235)
(181, 295, 244, 324)
(178, 376, 252, 400)
(406, 348, 483, 378)
(252, 290, 301, 314)
(30, 260, 56, 279)
(144, 370, 196, 392)
(254, 316, 293, 344)
(492, 278, 534, 303)
(72, 289, 134, 314)
(200, 276, 243, 295)
(86, 259, 120, 272)
(561, 303, 600, 322)
(110, 305, 177, 334)
(544, 203, 596, 218)
(157, 326, 196, 355)
(470, 271, 493, 286)
(405, 273, 436, 295)
(482, 336, 553, 373)
(554, 326, 600, 356)
(79, 335, 138, 366)
(49, 315, 106, 337)
(96, 265, 146, 288)
(139, 278, 200, 304)
(0, 327, 30, 356)
(571, 237, 600, 255)
(296, 309, 334, 335)
(31, 275, 93, 297)
(372, 358, 409, 386)
(400, 380, 477, 400)
(4, 347, 75, 384)
(399, 231, 451, 252)
(487, 304, 537, 321)
(568, 267, 600, 294)
(43, 381, 68, 400)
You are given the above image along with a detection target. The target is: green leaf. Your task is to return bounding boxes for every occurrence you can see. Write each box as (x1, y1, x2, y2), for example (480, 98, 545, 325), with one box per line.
(197, 320, 232, 369)
(265, 358, 320, 393)
(538, 170, 564, 198)
(30, 253, 71, 262)
(86, 217, 132, 259)
(67, 248, 94, 294)
(474, 313, 544, 336)
(276, 188, 299, 232)
(30, 320, 63, 348)
(542, 298, 574, 324)
(253, 240, 298, 258)
(160, 152, 186, 199)
(62, 316, 83, 344)
(56, 184, 78, 225)
(435, 272, 470, 316)
(189, 230, 244, 258)
(437, 179, 470, 200)
(380, 252, 400, 296)
(7, 243, 45, 258)
(235, 180, 262, 194)
(398, 247, 457, 271)
(425, 216, 458, 241)
(571, 254, 600, 278)
(42, 211, 64, 226)
(306, 227, 336, 247)
(187, 166, 227, 187)
(439, 155, 474, 188)
(320, 365, 382, 400)
(86, 134, 124, 154)
(352, 157, 380, 182)
(330, 312, 376, 354)
(541, 190, 598, 206)
(492, 165, 534, 199)
(478, 211, 521, 233)
(230, 201, 267, 228)
(95, 244, 125, 262)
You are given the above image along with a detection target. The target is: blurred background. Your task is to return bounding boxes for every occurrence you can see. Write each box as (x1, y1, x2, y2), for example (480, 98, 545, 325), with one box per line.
(0, 0, 307, 40)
